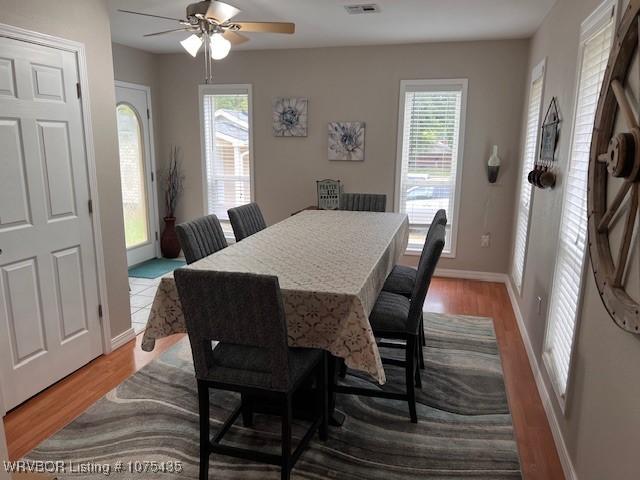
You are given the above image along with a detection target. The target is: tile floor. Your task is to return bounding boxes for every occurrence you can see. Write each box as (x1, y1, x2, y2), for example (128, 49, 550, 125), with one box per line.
(128, 276, 161, 334)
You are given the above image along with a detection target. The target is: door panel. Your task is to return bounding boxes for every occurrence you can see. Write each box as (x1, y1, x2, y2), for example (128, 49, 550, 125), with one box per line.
(1, 258, 46, 365)
(0, 36, 103, 410)
(116, 84, 158, 266)
(38, 120, 76, 219)
(0, 118, 31, 228)
(31, 64, 64, 101)
(0, 58, 16, 96)
(52, 246, 88, 341)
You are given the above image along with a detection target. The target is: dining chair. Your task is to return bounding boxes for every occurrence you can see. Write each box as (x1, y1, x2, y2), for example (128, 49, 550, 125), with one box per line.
(176, 214, 228, 264)
(228, 202, 267, 242)
(174, 269, 328, 480)
(382, 209, 446, 371)
(335, 224, 445, 423)
(339, 193, 387, 212)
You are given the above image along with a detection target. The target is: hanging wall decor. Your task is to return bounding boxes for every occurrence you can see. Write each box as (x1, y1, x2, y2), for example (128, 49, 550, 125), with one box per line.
(273, 97, 308, 137)
(528, 97, 560, 189)
(588, 2, 640, 335)
(328, 121, 365, 161)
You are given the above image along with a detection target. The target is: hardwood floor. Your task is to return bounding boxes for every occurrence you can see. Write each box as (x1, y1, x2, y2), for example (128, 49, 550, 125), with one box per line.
(3, 278, 564, 479)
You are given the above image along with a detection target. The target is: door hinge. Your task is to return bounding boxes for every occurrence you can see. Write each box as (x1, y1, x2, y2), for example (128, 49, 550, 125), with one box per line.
(151, 171, 154, 182)
(76, 82, 81, 99)
(88, 199, 93, 214)
(155, 231, 159, 241)
(98, 304, 103, 318)
(147, 108, 150, 119)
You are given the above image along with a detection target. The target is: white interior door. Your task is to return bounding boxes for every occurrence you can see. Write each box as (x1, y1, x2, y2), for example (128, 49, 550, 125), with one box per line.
(0, 37, 103, 410)
(115, 83, 158, 267)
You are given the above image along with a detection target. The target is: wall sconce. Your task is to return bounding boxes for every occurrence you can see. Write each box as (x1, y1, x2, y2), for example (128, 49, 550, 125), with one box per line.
(488, 145, 501, 183)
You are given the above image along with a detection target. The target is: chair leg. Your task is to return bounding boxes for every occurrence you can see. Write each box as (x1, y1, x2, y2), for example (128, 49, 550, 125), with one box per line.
(241, 394, 253, 428)
(338, 359, 347, 378)
(281, 394, 292, 480)
(319, 353, 329, 441)
(405, 339, 418, 424)
(414, 346, 422, 389)
(197, 381, 211, 480)
(419, 314, 426, 370)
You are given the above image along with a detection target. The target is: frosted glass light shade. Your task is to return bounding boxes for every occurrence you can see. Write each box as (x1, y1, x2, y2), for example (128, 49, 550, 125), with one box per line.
(180, 34, 203, 57)
(210, 33, 231, 60)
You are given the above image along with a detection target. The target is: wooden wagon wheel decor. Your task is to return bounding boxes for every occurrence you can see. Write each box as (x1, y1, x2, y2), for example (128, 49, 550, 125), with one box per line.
(589, 0, 640, 334)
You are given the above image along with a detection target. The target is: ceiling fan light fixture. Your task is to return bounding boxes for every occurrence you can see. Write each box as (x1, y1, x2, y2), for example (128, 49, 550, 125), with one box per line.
(210, 33, 231, 60)
(180, 33, 203, 57)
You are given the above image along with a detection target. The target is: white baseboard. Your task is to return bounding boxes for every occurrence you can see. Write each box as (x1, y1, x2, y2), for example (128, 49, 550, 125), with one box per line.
(435, 268, 509, 283)
(504, 279, 577, 480)
(111, 328, 136, 351)
(434, 268, 577, 480)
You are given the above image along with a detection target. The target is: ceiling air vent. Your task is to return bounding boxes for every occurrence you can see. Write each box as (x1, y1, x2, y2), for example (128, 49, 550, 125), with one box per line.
(345, 4, 381, 15)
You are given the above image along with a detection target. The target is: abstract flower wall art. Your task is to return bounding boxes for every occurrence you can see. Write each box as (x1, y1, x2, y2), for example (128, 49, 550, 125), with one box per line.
(273, 97, 308, 137)
(328, 121, 365, 161)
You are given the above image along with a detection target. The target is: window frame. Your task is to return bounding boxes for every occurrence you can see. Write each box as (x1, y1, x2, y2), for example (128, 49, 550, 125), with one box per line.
(542, 0, 618, 412)
(511, 59, 546, 295)
(394, 78, 468, 258)
(198, 83, 255, 241)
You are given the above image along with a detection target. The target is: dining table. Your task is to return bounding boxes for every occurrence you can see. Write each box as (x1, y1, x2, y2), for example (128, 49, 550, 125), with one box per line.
(141, 209, 409, 395)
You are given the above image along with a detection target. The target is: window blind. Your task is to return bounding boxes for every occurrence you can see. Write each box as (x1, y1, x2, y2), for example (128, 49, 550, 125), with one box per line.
(544, 16, 614, 398)
(512, 71, 544, 293)
(201, 90, 251, 236)
(397, 81, 466, 254)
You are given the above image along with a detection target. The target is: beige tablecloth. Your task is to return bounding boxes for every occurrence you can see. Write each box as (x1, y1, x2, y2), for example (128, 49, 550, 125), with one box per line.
(141, 210, 409, 384)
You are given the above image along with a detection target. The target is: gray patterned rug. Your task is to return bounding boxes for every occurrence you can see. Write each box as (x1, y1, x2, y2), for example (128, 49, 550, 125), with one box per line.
(25, 314, 521, 479)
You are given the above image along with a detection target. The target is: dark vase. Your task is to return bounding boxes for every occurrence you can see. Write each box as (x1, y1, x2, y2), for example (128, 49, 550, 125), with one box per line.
(161, 216, 181, 258)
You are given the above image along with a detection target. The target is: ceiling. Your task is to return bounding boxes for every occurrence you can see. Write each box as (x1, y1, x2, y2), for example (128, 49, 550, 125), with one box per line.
(108, 0, 557, 53)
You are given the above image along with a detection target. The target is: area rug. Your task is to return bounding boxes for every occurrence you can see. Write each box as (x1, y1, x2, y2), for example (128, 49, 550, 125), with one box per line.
(25, 314, 522, 479)
(127, 258, 186, 279)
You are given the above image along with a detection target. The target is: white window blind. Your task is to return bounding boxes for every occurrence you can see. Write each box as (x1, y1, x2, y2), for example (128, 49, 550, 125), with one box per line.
(512, 66, 545, 293)
(396, 80, 467, 255)
(544, 10, 615, 399)
(200, 85, 252, 238)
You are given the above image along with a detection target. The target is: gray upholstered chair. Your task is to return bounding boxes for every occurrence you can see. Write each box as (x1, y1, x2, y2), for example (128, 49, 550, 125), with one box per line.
(175, 214, 228, 264)
(335, 224, 445, 423)
(174, 269, 327, 480)
(228, 202, 267, 242)
(339, 193, 387, 212)
(381, 209, 447, 370)
(383, 209, 447, 298)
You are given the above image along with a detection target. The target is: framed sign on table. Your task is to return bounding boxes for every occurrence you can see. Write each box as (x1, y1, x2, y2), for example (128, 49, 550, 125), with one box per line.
(317, 179, 342, 210)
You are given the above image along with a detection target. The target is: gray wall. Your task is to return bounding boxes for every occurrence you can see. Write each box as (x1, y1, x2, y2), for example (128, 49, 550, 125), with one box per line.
(512, 0, 640, 478)
(150, 40, 529, 273)
(0, 0, 131, 338)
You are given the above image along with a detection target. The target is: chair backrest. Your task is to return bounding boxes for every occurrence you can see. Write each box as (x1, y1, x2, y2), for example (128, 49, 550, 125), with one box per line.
(174, 269, 292, 390)
(407, 223, 445, 334)
(417, 209, 447, 265)
(176, 214, 228, 264)
(228, 202, 267, 242)
(339, 193, 387, 212)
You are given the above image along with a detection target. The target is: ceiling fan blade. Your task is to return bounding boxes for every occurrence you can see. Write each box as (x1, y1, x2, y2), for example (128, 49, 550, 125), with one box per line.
(118, 9, 185, 23)
(233, 22, 295, 34)
(144, 28, 191, 37)
(223, 30, 250, 45)
(205, 1, 241, 23)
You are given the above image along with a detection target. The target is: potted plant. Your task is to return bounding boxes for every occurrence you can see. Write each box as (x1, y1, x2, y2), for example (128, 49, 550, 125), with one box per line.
(161, 146, 184, 258)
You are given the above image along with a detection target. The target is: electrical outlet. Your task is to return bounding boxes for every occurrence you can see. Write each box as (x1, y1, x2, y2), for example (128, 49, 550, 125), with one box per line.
(481, 234, 490, 248)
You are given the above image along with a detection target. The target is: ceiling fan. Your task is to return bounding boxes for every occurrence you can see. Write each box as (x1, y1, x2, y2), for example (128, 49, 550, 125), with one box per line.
(119, 0, 295, 82)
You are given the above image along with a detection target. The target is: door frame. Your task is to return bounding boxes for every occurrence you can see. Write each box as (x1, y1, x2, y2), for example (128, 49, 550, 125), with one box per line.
(115, 80, 160, 263)
(0, 23, 112, 392)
